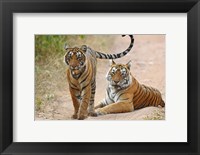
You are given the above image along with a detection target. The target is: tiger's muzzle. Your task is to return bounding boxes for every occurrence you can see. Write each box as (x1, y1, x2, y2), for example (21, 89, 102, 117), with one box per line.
(70, 66, 80, 70)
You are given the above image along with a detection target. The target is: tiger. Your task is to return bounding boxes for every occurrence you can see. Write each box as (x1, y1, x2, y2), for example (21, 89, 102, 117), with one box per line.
(64, 35, 134, 120)
(94, 60, 165, 116)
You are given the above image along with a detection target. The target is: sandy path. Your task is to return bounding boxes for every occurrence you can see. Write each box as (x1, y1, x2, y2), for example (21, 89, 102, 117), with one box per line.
(36, 35, 165, 120)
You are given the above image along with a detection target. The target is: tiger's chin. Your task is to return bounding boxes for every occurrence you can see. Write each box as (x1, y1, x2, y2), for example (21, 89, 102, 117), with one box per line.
(70, 66, 86, 79)
(70, 69, 82, 79)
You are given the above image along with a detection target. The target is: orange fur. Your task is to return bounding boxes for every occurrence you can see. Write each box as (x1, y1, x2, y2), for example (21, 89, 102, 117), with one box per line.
(64, 35, 134, 120)
(66, 47, 96, 120)
(95, 61, 165, 115)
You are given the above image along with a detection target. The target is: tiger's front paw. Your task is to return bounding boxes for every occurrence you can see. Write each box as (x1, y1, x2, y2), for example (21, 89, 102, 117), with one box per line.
(95, 108, 107, 116)
(88, 111, 98, 117)
(94, 103, 103, 109)
(77, 115, 88, 120)
(77, 111, 88, 120)
(71, 114, 78, 119)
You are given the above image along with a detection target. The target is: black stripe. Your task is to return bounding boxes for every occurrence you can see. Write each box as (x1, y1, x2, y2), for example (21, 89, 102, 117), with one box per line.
(80, 75, 88, 85)
(119, 98, 129, 101)
(91, 87, 96, 91)
(107, 89, 113, 101)
(152, 95, 158, 106)
(96, 35, 134, 60)
(133, 84, 142, 98)
(116, 92, 126, 101)
(113, 54, 117, 59)
(101, 53, 108, 59)
(91, 89, 96, 92)
(97, 52, 102, 58)
(151, 91, 159, 106)
(91, 87, 95, 91)
(91, 84, 96, 89)
(117, 53, 121, 57)
(91, 80, 96, 87)
(144, 88, 151, 102)
(80, 67, 90, 84)
(105, 99, 108, 105)
(123, 51, 127, 55)
(107, 54, 113, 59)
(138, 91, 149, 109)
(81, 82, 90, 92)
(134, 91, 144, 103)
(127, 46, 132, 51)
(149, 89, 155, 105)
(70, 86, 79, 91)
(70, 82, 78, 89)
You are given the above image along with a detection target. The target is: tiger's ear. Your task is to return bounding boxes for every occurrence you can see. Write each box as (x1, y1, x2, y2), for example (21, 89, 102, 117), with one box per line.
(64, 43, 68, 50)
(64, 52, 69, 65)
(81, 45, 87, 53)
(110, 59, 116, 66)
(126, 60, 132, 70)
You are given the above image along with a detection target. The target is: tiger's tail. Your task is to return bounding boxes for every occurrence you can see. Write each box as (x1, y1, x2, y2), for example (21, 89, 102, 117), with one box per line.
(96, 35, 134, 59)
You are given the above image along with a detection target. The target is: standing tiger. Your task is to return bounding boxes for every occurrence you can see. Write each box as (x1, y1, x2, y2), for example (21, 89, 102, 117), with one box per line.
(94, 60, 165, 116)
(64, 35, 134, 120)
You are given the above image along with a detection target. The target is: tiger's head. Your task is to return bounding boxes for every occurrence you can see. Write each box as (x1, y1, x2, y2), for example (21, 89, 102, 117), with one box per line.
(106, 60, 132, 89)
(64, 44, 87, 78)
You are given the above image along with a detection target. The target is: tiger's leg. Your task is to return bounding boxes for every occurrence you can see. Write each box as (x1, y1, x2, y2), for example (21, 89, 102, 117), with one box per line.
(95, 102, 134, 116)
(94, 98, 113, 109)
(94, 102, 105, 109)
(69, 87, 80, 119)
(88, 80, 96, 116)
(94, 88, 114, 110)
(78, 85, 91, 120)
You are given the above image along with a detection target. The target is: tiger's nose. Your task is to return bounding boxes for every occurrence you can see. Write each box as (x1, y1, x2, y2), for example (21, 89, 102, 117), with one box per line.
(70, 66, 79, 70)
(113, 80, 120, 84)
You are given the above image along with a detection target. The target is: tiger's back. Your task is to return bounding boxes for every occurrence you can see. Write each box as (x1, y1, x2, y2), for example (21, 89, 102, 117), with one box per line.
(131, 77, 165, 109)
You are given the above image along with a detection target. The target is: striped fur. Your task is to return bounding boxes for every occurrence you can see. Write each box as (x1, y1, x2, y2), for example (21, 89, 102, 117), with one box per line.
(95, 35, 134, 59)
(64, 35, 134, 120)
(94, 60, 165, 116)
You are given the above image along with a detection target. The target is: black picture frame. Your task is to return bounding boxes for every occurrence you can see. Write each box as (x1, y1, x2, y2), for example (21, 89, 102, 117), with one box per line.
(0, 0, 199, 154)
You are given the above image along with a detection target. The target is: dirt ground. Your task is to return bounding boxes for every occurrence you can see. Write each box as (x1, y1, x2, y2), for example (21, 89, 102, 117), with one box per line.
(36, 35, 165, 120)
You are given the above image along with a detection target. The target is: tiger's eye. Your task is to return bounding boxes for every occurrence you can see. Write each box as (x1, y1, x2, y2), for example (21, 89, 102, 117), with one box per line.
(121, 68, 127, 76)
(111, 67, 117, 74)
(68, 51, 73, 58)
(76, 52, 82, 58)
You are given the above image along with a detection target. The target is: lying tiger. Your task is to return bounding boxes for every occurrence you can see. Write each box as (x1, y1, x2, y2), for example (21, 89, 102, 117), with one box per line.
(94, 60, 165, 116)
(64, 35, 134, 120)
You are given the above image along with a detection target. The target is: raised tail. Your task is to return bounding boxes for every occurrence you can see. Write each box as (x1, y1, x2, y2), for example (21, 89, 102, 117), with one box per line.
(96, 35, 134, 59)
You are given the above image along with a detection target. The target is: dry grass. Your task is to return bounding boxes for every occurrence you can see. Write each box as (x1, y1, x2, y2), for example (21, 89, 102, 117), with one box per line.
(143, 108, 165, 120)
(35, 35, 115, 115)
